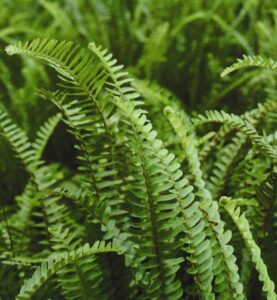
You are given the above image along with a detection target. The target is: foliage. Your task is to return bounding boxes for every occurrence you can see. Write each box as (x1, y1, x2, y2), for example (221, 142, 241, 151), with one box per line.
(0, 1, 276, 299)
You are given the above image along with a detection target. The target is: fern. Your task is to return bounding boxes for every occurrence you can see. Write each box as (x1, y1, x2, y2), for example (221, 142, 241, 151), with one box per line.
(138, 22, 170, 78)
(203, 100, 277, 198)
(221, 55, 277, 77)
(2, 35, 276, 299)
(164, 106, 244, 299)
(0, 108, 36, 173)
(16, 241, 119, 300)
(222, 199, 276, 300)
(192, 110, 277, 160)
(32, 113, 61, 163)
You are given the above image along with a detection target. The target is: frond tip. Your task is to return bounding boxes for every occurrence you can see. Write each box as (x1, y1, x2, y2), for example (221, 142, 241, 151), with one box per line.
(5, 44, 18, 56)
(221, 55, 277, 77)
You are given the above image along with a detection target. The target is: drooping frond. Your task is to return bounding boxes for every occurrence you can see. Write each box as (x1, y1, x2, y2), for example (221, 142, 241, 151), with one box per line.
(5, 40, 109, 125)
(192, 110, 277, 160)
(222, 199, 276, 300)
(16, 241, 119, 300)
(221, 55, 277, 77)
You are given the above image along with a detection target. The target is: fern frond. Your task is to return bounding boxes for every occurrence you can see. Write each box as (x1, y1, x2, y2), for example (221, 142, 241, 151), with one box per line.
(164, 106, 244, 299)
(199, 100, 277, 194)
(32, 113, 61, 163)
(0, 108, 36, 173)
(5, 39, 132, 242)
(132, 79, 191, 157)
(223, 200, 276, 300)
(221, 55, 277, 77)
(89, 42, 209, 299)
(16, 241, 119, 300)
(138, 22, 170, 78)
(0, 255, 44, 266)
(49, 224, 118, 299)
(192, 110, 277, 160)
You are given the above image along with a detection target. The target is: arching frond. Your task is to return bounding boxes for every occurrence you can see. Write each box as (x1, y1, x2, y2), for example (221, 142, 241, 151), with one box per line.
(89, 41, 212, 299)
(221, 55, 277, 77)
(192, 110, 277, 160)
(32, 113, 61, 163)
(204, 99, 276, 198)
(5, 38, 132, 248)
(16, 241, 119, 300)
(0, 108, 36, 173)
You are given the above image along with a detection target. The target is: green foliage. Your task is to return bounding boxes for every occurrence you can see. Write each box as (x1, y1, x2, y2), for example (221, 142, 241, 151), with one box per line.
(192, 110, 277, 160)
(17, 241, 118, 300)
(164, 106, 244, 299)
(0, 1, 276, 299)
(221, 198, 276, 300)
(221, 55, 277, 77)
